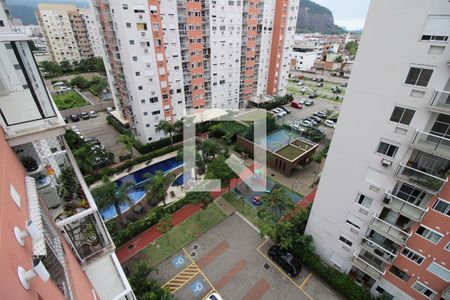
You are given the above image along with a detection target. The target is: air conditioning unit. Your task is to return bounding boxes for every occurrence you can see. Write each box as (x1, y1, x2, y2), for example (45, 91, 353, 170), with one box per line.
(148, 77, 153, 82)
(141, 32, 145, 37)
(383, 195, 391, 204)
(138, 14, 143, 19)
(381, 159, 393, 167)
(143, 48, 148, 53)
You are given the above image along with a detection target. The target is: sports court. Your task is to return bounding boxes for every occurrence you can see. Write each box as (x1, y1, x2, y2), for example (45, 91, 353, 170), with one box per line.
(256, 129, 300, 152)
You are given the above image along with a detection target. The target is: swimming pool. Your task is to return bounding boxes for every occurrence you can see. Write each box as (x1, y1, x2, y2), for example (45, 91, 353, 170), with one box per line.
(98, 157, 183, 221)
(172, 172, 192, 186)
(257, 129, 299, 152)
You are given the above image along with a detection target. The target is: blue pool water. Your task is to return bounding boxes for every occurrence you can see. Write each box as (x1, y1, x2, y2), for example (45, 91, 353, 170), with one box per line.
(172, 172, 192, 186)
(99, 157, 183, 221)
(257, 129, 299, 152)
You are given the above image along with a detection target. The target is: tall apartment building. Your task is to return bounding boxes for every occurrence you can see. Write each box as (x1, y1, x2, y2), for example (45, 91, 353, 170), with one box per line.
(0, 3, 134, 299)
(36, 4, 102, 63)
(305, 1, 450, 299)
(93, 0, 298, 143)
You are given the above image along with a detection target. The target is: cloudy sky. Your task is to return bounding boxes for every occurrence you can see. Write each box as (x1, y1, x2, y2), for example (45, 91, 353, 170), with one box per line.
(312, 0, 371, 30)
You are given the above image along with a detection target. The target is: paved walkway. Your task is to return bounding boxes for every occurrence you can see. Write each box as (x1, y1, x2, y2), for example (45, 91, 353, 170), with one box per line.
(116, 203, 201, 263)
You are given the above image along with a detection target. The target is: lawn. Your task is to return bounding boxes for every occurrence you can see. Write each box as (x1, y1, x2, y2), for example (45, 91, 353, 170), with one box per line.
(223, 192, 261, 227)
(53, 91, 87, 110)
(127, 204, 226, 268)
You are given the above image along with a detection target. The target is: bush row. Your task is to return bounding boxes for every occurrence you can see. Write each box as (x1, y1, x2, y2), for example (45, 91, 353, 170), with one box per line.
(84, 144, 183, 185)
(107, 196, 193, 247)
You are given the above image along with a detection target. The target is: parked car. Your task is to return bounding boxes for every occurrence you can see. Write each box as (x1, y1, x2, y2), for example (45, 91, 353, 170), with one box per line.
(280, 106, 291, 114)
(205, 292, 223, 300)
(106, 107, 114, 113)
(84, 137, 100, 146)
(291, 101, 303, 109)
(306, 118, 318, 126)
(314, 111, 327, 118)
(53, 81, 65, 87)
(297, 80, 304, 86)
(89, 111, 97, 118)
(305, 99, 314, 106)
(268, 245, 302, 277)
(300, 87, 308, 93)
(310, 115, 322, 123)
(308, 93, 317, 99)
(70, 125, 80, 133)
(298, 98, 307, 105)
(300, 120, 313, 127)
(58, 86, 71, 92)
(271, 108, 281, 113)
(70, 114, 80, 122)
(80, 112, 90, 120)
(325, 120, 336, 128)
(340, 82, 348, 87)
(316, 82, 324, 87)
(90, 144, 105, 153)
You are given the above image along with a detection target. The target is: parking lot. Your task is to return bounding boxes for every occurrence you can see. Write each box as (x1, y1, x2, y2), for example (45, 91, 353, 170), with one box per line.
(150, 214, 341, 300)
(66, 111, 128, 162)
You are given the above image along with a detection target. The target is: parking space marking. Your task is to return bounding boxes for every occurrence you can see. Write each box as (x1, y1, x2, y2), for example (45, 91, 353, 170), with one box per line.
(242, 278, 270, 300)
(196, 240, 230, 269)
(183, 248, 219, 299)
(215, 259, 248, 290)
(162, 263, 200, 294)
(256, 240, 314, 300)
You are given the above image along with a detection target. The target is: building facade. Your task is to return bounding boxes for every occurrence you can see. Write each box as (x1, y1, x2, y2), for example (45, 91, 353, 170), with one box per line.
(0, 3, 134, 299)
(93, 0, 298, 143)
(305, 1, 450, 299)
(36, 3, 102, 63)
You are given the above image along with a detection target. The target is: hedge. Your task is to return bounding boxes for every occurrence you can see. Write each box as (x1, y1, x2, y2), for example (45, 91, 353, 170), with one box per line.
(106, 196, 193, 247)
(106, 115, 130, 135)
(84, 144, 183, 185)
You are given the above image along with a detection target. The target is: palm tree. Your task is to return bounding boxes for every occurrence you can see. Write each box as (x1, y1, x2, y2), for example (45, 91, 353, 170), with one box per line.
(155, 120, 183, 145)
(91, 177, 134, 228)
(73, 146, 94, 175)
(117, 134, 136, 159)
(144, 171, 174, 207)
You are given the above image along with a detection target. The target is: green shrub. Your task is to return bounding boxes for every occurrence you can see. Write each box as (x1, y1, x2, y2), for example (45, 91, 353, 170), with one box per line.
(53, 91, 87, 110)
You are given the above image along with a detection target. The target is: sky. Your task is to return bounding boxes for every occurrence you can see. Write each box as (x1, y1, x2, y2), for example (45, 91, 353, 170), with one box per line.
(312, 0, 371, 30)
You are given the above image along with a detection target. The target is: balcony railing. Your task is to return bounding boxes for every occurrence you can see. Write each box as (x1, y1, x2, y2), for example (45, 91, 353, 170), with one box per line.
(396, 163, 447, 193)
(368, 214, 411, 245)
(427, 89, 450, 114)
(382, 190, 428, 222)
(361, 237, 397, 264)
(410, 129, 450, 160)
(351, 252, 385, 280)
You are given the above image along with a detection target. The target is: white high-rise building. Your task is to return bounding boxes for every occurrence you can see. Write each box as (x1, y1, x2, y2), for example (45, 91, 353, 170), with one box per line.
(305, 1, 450, 299)
(36, 3, 102, 63)
(92, 0, 299, 143)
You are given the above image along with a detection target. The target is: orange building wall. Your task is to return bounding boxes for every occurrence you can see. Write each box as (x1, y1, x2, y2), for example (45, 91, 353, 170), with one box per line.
(383, 180, 450, 300)
(0, 128, 96, 299)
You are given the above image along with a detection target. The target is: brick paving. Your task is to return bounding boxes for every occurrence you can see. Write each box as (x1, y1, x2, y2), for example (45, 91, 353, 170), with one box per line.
(242, 278, 271, 300)
(214, 259, 248, 290)
(197, 240, 230, 269)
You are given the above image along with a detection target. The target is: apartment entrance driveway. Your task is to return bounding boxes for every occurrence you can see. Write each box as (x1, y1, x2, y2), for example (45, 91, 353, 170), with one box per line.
(151, 214, 340, 300)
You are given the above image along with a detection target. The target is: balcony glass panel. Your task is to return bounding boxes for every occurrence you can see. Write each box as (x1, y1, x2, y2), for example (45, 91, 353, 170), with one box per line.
(351, 251, 385, 280)
(410, 130, 450, 160)
(383, 187, 429, 222)
(361, 234, 398, 263)
(428, 89, 450, 112)
(369, 213, 411, 245)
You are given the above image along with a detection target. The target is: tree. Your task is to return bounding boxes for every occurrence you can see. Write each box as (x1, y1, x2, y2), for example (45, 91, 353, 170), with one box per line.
(157, 213, 173, 242)
(345, 41, 359, 56)
(186, 192, 212, 222)
(91, 177, 134, 228)
(117, 134, 136, 159)
(155, 120, 183, 145)
(260, 188, 295, 219)
(70, 75, 90, 89)
(129, 262, 174, 300)
(40, 60, 61, 76)
(144, 170, 174, 207)
(73, 145, 94, 175)
(334, 55, 343, 63)
(206, 155, 235, 191)
(176, 148, 205, 179)
(201, 139, 222, 161)
(59, 60, 73, 74)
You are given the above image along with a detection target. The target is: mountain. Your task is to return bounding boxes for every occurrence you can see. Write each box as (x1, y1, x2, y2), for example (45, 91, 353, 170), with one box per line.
(296, 0, 345, 34)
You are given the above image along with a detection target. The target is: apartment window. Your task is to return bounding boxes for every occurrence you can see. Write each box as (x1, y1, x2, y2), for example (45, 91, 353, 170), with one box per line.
(390, 106, 415, 125)
(345, 220, 360, 229)
(375, 286, 393, 300)
(401, 248, 424, 264)
(152, 23, 160, 31)
(138, 86, 143, 90)
(146, 124, 150, 127)
(445, 242, 450, 251)
(416, 225, 443, 244)
(143, 112, 148, 116)
(389, 265, 411, 282)
(404, 67, 433, 87)
(176, 88, 182, 93)
(338, 235, 352, 247)
(427, 262, 450, 281)
(152, 110, 160, 115)
(412, 281, 436, 299)
(133, 56, 137, 61)
(432, 199, 450, 216)
(129, 40, 135, 45)
(135, 72, 140, 76)
(137, 23, 147, 31)
(126, 22, 131, 28)
(122, 4, 128, 10)
(421, 16, 450, 42)
(356, 194, 372, 209)
(141, 99, 145, 104)
(0, 20, 4, 27)
(377, 141, 399, 157)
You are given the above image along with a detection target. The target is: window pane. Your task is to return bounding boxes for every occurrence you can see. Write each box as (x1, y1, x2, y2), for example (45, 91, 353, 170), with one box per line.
(386, 145, 398, 157)
(417, 69, 433, 87)
(405, 67, 421, 85)
(377, 142, 389, 155)
(390, 107, 403, 123)
(400, 109, 415, 125)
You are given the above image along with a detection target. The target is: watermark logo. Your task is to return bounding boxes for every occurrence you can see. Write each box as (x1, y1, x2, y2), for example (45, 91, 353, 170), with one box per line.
(181, 109, 267, 192)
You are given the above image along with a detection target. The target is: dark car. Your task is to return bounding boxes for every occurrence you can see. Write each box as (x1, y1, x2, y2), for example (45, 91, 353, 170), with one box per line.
(268, 245, 301, 277)
(314, 111, 327, 118)
(280, 106, 291, 114)
(310, 115, 322, 123)
(305, 99, 314, 106)
(70, 114, 80, 122)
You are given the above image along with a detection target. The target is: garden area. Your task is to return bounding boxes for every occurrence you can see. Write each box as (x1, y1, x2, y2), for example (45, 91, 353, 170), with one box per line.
(53, 91, 87, 110)
(40, 57, 105, 77)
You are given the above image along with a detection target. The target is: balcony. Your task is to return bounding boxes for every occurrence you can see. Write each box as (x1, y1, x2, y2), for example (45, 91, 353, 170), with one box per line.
(368, 214, 411, 245)
(427, 89, 450, 114)
(410, 129, 450, 160)
(382, 190, 428, 222)
(396, 163, 448, 193)
(351, 251, 386, 280)
(361, 237, 398, 264)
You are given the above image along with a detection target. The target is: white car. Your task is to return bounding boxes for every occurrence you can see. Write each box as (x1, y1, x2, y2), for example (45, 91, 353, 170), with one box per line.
(53, 81, 65, 87)
(89, 111, 97, 118)
(271, 108, 281, 114)
(298, 98, 307, 104)
(300, 87, 308, 93)
(300, 120, 313, 127)
(324, 120, 336, 128)
(297, 80, 304, 86)
(206, 293, 223, 300)
(277, 111, 287, 118)
(70, 125, 80, 133)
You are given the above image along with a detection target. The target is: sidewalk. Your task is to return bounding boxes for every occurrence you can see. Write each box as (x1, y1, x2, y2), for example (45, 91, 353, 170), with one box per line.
(116, 203, 201, 263)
